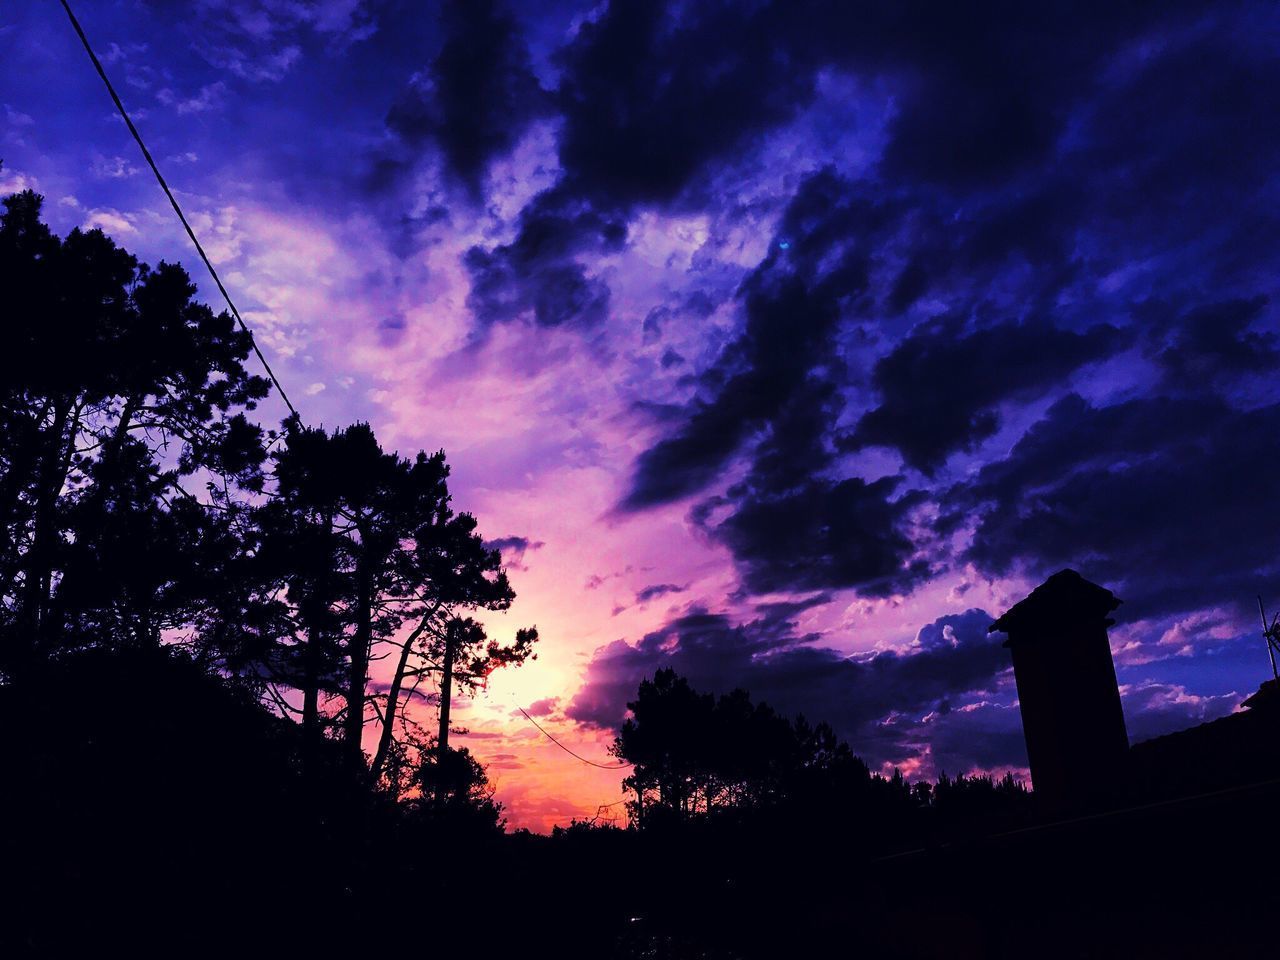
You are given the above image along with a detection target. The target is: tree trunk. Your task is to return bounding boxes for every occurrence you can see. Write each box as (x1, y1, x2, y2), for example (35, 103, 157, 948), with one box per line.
(302, 639, 320, 740)
(435, 623, 457, 808)
(369, 616, 430, 783)
(344, 556, 373, 775)
(301, 626, 321, 779)
(103, 396, 140, 467)
(301, 509, 333, 777)
(0, 398, 50, 602)
(22, 397, 74, 652)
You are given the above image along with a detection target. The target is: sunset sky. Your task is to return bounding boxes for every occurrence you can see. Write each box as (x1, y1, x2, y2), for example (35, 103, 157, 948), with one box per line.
(3, 0, 1278, 831)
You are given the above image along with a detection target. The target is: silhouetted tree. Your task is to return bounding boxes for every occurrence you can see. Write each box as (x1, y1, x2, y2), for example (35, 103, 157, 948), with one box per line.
(406, 737, 505, 832)
(615, 668, 875, 825)
(209, 420, 538, 784)
(417, 614, 538, 806)
(927, 770, 1032, 835)
(616, 668, 716, 823)
(0, 190, 268, 672)
(611, 668, 1029, 848)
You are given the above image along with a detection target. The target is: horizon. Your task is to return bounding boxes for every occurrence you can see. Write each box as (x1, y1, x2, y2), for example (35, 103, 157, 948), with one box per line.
(3, 0, 1278, 832)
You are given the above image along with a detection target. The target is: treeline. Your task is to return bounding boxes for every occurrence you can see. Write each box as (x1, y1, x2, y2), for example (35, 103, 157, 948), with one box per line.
(573, 668, 1031, 846)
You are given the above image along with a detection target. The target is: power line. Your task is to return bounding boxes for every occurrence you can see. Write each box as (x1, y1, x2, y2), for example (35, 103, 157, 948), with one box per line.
(516, 706, 632, 770)
(58, 0, 299, 422)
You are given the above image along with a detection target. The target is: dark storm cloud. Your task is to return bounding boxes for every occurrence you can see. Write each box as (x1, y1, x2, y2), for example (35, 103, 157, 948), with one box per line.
(950, 392, 1280, 620)
(484, 535, 545, 571)
(611, 2, 1280, 624)
(705, 474, 931, 599)
(621, 169, 878, 509)
(615, 169, 978, 597)
(862, 4, 1130, 189)
(552, 0, 816, 207)
(1143, 296, 1279, 389)
(835, 4, 1277, 200)
(420, 0, 838, 332)
(619, 173, 943, 597)
(634, 583, 686, 604)
(383, 0, 547, 198)
(565, 605, 1020, 770)
(686, 372, 935, 599)
(463, 187, 626, 328)
(550, 1, 1161, 204)
(850, 315, 1124, 474)
(484, 534, 542, 554)
(453, 1, 1275, 345)
(1077, 22, 1280, 252)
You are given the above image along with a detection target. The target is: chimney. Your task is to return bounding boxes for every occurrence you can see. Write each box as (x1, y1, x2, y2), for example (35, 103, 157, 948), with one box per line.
(990, 570, 1130, 816)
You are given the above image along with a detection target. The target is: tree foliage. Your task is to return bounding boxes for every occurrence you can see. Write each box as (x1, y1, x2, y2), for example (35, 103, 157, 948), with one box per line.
(615, 668, 876, 824)
(0, 190, 269, 667)
(614, 667, 1031, 839)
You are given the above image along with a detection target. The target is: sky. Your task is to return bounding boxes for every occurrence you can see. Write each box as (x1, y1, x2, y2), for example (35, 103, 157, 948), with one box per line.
(3, 0, 1279, 832)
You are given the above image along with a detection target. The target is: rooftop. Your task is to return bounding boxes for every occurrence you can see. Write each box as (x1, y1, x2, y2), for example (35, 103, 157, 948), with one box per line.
(989, 569, 1122, 636)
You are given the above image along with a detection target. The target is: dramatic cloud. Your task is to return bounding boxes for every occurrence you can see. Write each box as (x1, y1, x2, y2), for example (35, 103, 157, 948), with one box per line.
(1145, 296, 1279, 389)
(621, 169, 876, 510)
(701, 472, 931, 599)
(634, 583, 685, 604)
(552, 0, 817, 207)
(189, 0, 376, 81)
(383, 0, 546, 198)
(485, 535, 545, 571)
(516, 697, 559, 718)
(463, 187, 625, 329)
(851, 316, 1123, 474)
(952, 393, 1280, 621)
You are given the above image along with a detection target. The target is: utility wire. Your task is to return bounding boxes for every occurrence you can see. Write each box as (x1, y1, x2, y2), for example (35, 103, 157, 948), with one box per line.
(516, 706, 632, 770)
(59, 0, 299, 421)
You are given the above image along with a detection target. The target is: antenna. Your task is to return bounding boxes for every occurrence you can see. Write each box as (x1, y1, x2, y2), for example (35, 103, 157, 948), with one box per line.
(1257, 596, 1280, 681)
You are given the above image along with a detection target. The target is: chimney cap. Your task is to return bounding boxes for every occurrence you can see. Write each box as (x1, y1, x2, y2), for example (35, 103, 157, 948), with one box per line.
(989, 569, 1121, 637)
